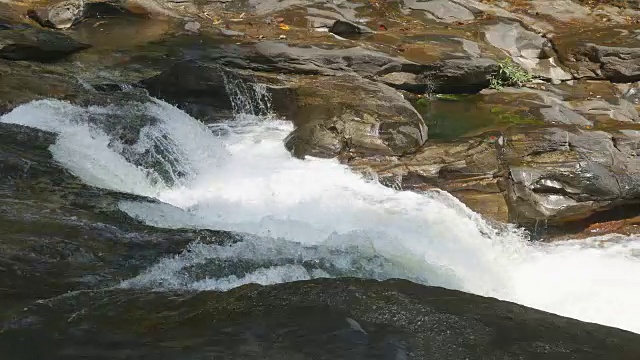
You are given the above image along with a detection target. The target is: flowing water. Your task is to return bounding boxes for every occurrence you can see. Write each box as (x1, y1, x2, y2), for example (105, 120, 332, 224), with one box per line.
(2, 88, 640, 334)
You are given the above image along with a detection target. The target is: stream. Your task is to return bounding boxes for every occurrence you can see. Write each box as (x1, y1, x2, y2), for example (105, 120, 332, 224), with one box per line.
(1, 84, 640, 337)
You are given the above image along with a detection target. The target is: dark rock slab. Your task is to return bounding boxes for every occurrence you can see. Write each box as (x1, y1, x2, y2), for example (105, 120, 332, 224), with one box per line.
(0, 27, 90, 62)
(2, 278, 640, 359)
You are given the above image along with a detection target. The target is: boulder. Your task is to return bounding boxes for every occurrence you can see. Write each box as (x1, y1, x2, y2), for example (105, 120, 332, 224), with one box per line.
(139, 60, 295, 122)
(174, 37, 497, 93)
(504, 126, 640, 226)
(3, 278, 640, 359)
(284, 76, 427, 159)
(0, 27, 90, 62)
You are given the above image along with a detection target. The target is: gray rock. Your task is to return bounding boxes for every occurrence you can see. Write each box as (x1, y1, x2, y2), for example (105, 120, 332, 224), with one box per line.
(569, 98, 639, 123)
(175, 38, 498, 93)
(556, 31, 640, 82)
(588, 44, 640, 82)
(347, 136, 507, 222)
(139, 60, 243, 122)
(0, 27, 90, 62)
(484, 21, 572, 81)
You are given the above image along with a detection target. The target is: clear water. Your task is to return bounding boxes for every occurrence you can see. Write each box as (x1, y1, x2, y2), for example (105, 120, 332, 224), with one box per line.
(2, 96, 640, 334)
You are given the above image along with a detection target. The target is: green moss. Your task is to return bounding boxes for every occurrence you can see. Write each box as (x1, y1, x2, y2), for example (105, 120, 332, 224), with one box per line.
(435, 94, 469, 101)
(416, 98, 429, 106)
(490, 107, 544, 126)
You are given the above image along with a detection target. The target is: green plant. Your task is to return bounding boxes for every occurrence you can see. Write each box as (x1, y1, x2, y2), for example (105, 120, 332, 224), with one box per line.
(489, 58, 533, 90)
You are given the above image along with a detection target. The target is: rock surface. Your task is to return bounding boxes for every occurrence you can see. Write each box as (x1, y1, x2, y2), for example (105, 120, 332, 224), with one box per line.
(3, 278, 640, 359)
(504, 126, 640, 226)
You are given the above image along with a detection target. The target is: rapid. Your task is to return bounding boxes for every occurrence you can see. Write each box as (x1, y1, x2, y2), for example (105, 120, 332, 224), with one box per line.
(2, 85, 640, 334)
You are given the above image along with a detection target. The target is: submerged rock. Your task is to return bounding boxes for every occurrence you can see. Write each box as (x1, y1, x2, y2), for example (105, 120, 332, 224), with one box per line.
(2, 278, 640, 359)
(0, 27, 90, 62)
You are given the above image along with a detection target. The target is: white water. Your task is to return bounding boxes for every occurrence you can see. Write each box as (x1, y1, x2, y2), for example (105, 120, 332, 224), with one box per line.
(3, 97, 640, 334)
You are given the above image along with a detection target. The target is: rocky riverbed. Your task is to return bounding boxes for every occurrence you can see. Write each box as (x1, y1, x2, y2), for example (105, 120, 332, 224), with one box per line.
(2, 0, 640, 358)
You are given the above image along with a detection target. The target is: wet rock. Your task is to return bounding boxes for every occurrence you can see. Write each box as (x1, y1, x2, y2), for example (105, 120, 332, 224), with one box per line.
(0, 60, 83, 114)
(348, 136, 507, 222)
(0, 27, 90, 62)
(504, 126, 640, 226)
(284, 76, 427, 159)
(27, 0, 87, 29)
(480, 84, 639, 125)
(378, 72, 423, 93)
(173, 35, 496, 93)
(329, 19, 364, 37)
(139, 60, 241, 122)
(568, 98, 638, 122)
(3, 278, 640, 359)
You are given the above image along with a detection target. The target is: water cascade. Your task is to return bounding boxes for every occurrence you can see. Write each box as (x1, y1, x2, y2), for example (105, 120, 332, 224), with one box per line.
(2, 84, 640, 334)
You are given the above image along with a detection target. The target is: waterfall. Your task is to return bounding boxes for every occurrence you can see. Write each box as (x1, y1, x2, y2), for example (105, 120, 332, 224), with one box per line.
(2, 87, 640, 334)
